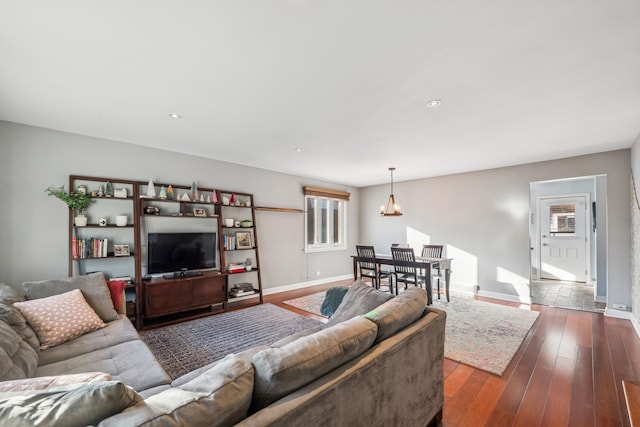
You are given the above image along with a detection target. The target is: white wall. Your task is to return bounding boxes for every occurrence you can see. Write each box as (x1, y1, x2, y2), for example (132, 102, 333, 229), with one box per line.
(360, 150, 631, 306)
(0, 121, 359, 290)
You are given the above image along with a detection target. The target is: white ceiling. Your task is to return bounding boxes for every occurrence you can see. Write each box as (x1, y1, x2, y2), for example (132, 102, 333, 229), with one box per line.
(1, 1, 639, 187)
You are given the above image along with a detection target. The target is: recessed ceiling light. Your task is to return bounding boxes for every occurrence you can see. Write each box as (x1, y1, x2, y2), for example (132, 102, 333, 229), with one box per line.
(294, 148, 303, 152)
(426, 99, 442, 108)
(169, 113, 183, 119)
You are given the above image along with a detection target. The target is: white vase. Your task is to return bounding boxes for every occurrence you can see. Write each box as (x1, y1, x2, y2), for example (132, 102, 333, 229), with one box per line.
(115, 215, 128, 226)
(75, 214, 88, 227)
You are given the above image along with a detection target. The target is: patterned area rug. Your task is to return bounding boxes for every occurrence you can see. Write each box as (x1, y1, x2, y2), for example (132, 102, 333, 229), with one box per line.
(282, 291, 327, 316)
(283, 290, 540, 376)
(140, 304, 323, 379)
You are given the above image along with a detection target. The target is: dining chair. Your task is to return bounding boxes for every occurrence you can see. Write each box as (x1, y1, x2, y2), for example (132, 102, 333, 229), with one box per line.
(356, 245, 392, 293)
(391, 243, 410, 248)
(390, 247, 432, 304)
(421, 244, 447, 301)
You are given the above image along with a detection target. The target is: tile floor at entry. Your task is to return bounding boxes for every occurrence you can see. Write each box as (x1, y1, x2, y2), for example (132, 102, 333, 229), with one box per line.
(530, 280, 605, 313)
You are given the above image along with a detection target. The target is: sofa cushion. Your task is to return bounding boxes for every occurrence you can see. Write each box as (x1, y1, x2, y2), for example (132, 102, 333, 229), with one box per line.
(107, 280, 127, 311)
(36, 340, 172, 393)
(14, 289, 106, 350)
(364, 287, 428, 342)
(0, 381, 141, 427)
(320, 286, 349, 317)
(0, 372, 111, 392)
(0, 320, 38, 381)
(22, 272, 119, 322)
(99, 354, 254, 427)
(251, 315, 378, 410)
(0, 303, 40, 353)
(38, 315, 140, 366)
(326, 280, 392, 327)
(0, 283, 24, 305)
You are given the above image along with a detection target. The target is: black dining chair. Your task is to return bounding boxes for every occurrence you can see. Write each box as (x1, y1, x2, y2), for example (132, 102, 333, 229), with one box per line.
(391, 247, 432, 304)
(421, 244, 447, 301)
(356, 245, 392, 293)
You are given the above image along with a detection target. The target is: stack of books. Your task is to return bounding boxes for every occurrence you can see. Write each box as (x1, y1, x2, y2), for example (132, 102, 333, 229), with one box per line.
(227, 263, 245, 274)
(229, 282, 256, 297)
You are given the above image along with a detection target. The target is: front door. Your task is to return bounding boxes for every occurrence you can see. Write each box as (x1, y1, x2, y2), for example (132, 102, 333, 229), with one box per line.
(539, 196, 588, 282)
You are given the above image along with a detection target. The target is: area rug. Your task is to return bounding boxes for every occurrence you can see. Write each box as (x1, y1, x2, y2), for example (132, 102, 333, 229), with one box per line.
(283, 290, 539, 376)
(140, 304, 323, 379)
(282, 291, 327, 316)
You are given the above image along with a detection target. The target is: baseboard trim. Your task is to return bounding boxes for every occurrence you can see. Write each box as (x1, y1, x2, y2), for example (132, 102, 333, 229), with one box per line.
(263, 274, 353, 296)
(631, 315, 640, 340)
(477, 290, 532, 304)
(604, 308, 634, 320)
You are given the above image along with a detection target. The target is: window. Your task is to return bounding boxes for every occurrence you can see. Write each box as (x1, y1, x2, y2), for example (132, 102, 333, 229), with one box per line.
(549, 204, 576, 235)
(304, 186, 349, 252)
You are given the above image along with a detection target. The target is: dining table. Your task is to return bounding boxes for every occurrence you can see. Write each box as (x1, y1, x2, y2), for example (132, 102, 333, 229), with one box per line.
(351, 253, 452, 303)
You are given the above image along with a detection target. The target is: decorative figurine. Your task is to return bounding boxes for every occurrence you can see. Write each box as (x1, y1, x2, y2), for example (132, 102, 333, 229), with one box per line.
(146, 179, 156, 198)
(191, 182, 199, 201)
(158, 186, 167, 200)
(212, 190, 218, 203)
(199, 194, 205, 202)
(97, 185, 104, 197)
(206, 195, 211, 203)
(181, 193, 191, 202)
(105, 181, 114, 197)
(167, 185, 174, 199)
(230, 193, 236, 204)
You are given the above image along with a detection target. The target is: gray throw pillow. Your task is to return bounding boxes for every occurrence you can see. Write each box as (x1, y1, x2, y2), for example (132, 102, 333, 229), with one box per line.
(0, 284, 24, 306)
(326, 280, 393, 327)
(364, 287, 428, 342)
(21, 272, 118, 322)
(0, 381, 141, 427)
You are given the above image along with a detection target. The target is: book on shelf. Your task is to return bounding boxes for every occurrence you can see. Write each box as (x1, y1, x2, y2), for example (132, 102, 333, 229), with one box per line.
(72, 238, 109, 259)
(229, 289, 256, 297)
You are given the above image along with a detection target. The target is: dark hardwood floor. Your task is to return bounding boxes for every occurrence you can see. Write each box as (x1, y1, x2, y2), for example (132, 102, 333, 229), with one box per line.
(265, 280, 640, 427)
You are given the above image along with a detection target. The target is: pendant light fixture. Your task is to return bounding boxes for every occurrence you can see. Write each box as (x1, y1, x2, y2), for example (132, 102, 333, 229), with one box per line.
(380, 167, 402, 216)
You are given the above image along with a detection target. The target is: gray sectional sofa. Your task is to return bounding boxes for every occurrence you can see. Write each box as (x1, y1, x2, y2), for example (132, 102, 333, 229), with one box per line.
(0, 275, 446, 427)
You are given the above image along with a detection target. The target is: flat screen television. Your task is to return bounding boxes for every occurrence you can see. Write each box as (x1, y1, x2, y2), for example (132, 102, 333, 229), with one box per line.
(147, 232, 217, 274)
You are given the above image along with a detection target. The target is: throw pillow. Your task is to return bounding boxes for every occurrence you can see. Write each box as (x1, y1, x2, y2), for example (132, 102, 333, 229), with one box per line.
(0, 372, 111, 392)
(326, 280, 393, 327)
(320, 286, 349, 317)
(107, 280, 126, 311)
(22, 272, 119, 322)
(14, 289, 106, 350)
(252, 315, 378, 410)
(364, 287, 428, 342)
(0, 283, 24, 306)
(0, 381, 141, 427)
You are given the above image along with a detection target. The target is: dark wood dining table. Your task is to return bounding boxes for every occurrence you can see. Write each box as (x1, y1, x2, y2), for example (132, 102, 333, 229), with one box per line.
(351, 254, 452, 304)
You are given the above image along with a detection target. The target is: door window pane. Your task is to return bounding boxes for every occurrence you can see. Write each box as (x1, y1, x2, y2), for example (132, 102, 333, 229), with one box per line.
(549, 204, 575, 235)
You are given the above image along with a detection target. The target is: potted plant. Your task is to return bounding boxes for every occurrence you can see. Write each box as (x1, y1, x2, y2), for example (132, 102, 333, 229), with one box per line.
(46, 185, 93, 226)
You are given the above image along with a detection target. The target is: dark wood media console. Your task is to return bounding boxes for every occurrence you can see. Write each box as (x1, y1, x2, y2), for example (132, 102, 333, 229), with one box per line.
(144, 272, 226, 318)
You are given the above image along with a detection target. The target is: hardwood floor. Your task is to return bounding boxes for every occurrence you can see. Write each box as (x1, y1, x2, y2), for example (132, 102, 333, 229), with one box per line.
(265, 280, 640, 427)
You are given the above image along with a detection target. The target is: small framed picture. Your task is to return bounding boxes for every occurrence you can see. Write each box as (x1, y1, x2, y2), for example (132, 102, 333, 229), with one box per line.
(114, 244, 130, 257)
(193, 208, 207, 217)
(236, 232, 252, 249)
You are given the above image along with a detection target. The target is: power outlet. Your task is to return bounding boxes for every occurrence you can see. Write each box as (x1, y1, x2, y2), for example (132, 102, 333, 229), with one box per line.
(612, 303, 627, 311)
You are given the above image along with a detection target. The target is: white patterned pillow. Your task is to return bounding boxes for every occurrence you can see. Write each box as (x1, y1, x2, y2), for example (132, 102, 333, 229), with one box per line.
(14, 289, 106, 350)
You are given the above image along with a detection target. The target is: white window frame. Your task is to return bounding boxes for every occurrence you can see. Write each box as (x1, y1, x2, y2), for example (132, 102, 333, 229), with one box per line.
(304, 195, 347, 253)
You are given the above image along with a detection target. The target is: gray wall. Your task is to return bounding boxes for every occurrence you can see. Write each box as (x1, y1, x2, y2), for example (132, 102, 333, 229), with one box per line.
(360, 150, 631, 306)
(630, 135, 640, 324)
(0, 121, 358, 290)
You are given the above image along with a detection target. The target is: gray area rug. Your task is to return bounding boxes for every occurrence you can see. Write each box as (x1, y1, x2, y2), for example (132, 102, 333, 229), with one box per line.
(284, 290, 540, 376)
(140, 303, 323, 379)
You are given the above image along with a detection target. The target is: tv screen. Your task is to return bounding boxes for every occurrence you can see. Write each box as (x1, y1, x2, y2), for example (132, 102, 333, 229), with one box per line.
(148, 232, 217, 274)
